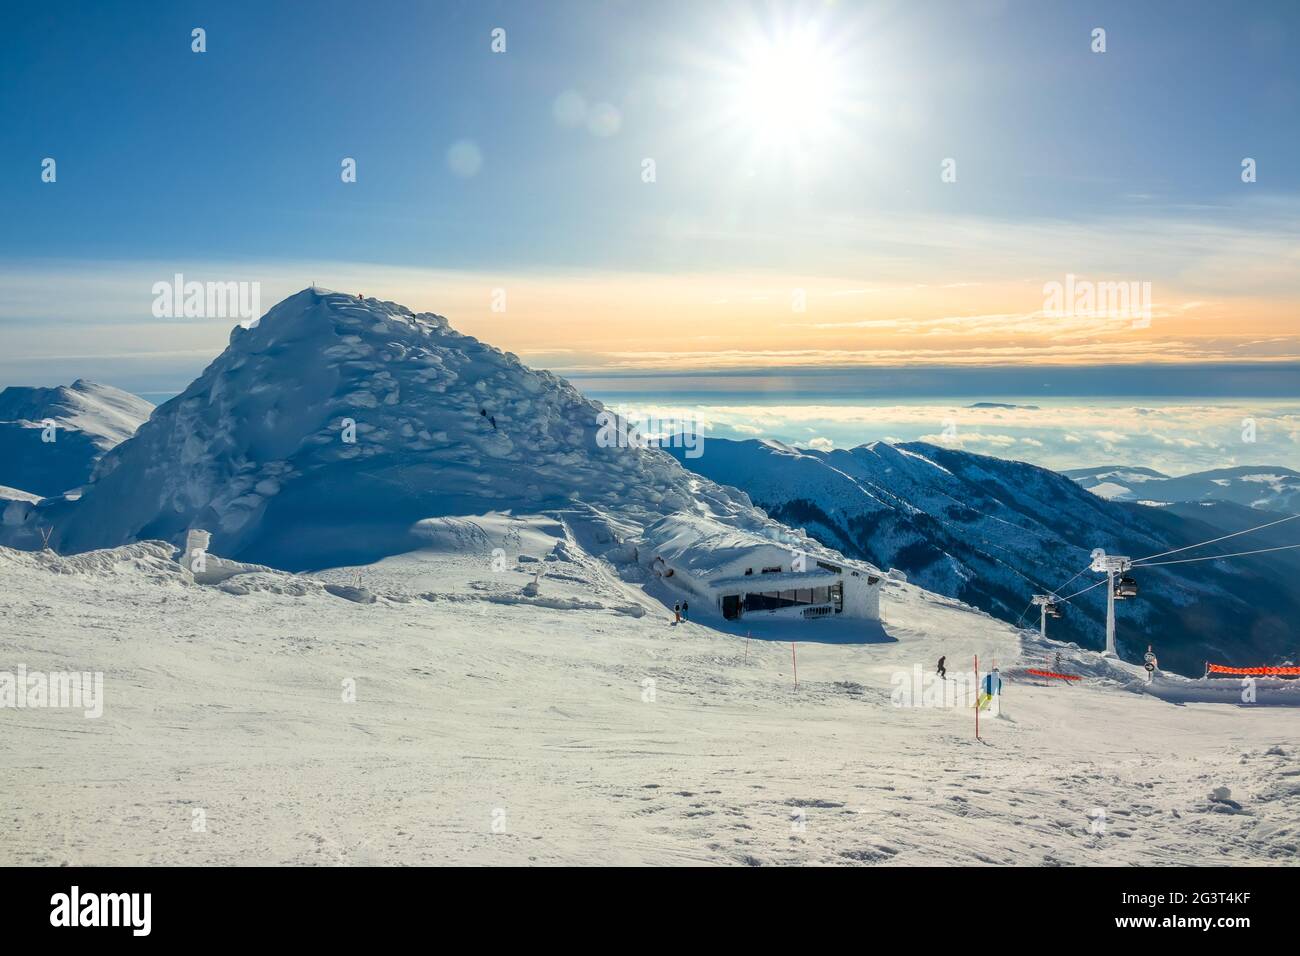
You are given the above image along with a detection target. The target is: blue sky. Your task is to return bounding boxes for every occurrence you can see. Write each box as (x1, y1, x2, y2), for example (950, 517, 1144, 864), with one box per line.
(2, 1, 1298, 471)
(4, 0, 1297, 267)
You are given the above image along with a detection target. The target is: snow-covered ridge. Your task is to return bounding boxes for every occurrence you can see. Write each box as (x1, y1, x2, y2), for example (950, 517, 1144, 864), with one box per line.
(0, 379, 150, 447)
(0, 380, 152, 497)
(1066, 463, 1300, 512)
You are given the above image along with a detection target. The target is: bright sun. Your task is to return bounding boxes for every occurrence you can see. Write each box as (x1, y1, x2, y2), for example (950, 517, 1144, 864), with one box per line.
(730, 27, 843, 150)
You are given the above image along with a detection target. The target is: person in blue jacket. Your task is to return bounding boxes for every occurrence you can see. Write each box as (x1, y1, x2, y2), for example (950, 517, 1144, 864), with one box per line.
(979, 666, 1002, 710)
(984, 666, 1002, 696)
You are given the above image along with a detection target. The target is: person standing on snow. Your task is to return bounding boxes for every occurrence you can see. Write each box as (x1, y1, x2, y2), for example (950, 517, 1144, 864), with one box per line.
(681, 600, 689, 622)
(673, 602, 680, 625)
(936, 656, 947, 680)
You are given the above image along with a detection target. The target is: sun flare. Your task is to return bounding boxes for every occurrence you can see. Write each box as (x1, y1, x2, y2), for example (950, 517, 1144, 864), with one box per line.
(727, 26, 845, 151)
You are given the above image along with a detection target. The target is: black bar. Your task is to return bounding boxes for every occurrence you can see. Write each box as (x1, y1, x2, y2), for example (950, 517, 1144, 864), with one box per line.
(0, 866, 1287, 942)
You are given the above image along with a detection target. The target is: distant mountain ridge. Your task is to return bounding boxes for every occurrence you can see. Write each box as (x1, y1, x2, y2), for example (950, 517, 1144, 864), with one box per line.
(668, 438, 1300, 675)
(0, 380, 153, 497)
(1067, 464, 1300, 512)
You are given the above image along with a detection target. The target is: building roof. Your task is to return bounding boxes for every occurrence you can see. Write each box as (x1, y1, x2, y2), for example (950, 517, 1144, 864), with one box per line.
(641, 512, 796, 577)
(641, 512, 880, 590)
(710, 568, 840, 590)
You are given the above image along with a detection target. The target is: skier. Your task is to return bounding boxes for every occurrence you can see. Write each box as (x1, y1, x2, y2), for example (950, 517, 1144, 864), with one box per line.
(979, 666, 1002, 711)
(673, 602, 681, 625)
(936, 655, 947, 680)
(489, 415, 497, 430)
(681, 600, 689, 622)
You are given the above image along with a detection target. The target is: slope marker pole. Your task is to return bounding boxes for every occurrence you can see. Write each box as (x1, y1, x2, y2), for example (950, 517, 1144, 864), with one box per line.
(974, 654, 980, 742)
(791, 642, 798, 690)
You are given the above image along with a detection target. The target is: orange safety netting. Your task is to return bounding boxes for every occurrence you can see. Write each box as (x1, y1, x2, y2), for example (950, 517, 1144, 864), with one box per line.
(1206, 663, 1300, 677)
(1026, 668, 1081, 681)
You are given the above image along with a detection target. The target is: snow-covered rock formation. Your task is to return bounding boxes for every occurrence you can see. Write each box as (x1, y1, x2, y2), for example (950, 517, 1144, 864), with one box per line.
(26, 289, 822, 571)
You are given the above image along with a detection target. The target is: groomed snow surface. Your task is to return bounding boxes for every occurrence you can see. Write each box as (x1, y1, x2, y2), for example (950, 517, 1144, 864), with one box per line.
(3, 515, 1296, 867)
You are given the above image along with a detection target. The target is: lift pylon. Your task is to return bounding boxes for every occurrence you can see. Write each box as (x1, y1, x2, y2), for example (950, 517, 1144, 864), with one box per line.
(1089, 551, 1133, 657)
(1030, 593, 1061, 638)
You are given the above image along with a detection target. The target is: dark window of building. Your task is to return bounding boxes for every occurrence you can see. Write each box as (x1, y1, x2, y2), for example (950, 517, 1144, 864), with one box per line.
(741, 588, 831, 613)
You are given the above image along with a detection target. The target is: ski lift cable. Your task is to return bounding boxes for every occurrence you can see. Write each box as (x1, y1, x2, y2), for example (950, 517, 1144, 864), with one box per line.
(1055, 577, 1108, 603)
(1131, 512, 1300, 564)
(1040, 561, 1093, 601)
(1013, 598, 1034, 629)
(1133, 542, 1300, 568)
(1019, 561, 1102, 621)
(1011, 565, 1076, 624)
(1052, 563, 1093, 595)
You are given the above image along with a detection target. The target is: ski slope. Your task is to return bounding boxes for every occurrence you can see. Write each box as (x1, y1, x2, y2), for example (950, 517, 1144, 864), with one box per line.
(3, 522, 1296, 867)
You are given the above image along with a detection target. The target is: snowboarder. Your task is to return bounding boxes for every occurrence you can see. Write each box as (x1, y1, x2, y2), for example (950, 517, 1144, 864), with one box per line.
(673, 602, 681, 625)
(681, 600, 689, 622)
(936, 656, 947, 680)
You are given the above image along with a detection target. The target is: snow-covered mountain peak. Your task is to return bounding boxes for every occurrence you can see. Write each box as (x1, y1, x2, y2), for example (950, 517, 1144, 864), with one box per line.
(757, 438, 804, 457)
(232, 287, 453, 344)
(856, 440, 909, 463)
(44, 289, 801, 570)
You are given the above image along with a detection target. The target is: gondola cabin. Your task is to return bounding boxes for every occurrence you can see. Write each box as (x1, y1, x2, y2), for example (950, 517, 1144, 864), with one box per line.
(1114, 575, 1139, 599)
